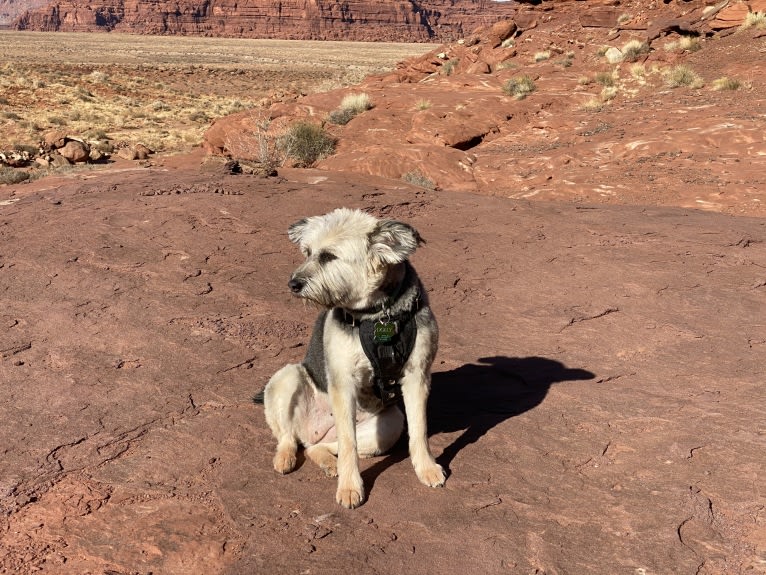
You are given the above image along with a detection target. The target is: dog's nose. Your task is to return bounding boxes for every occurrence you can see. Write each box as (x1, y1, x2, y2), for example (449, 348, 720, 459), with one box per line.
(288, 278, 304, 294)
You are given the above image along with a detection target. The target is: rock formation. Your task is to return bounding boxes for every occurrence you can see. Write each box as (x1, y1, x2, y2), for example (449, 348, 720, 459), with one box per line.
(13, 0, 518, 41)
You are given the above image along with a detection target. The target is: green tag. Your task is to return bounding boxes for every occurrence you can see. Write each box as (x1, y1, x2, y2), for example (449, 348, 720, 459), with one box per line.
(373, 321, 397, 343)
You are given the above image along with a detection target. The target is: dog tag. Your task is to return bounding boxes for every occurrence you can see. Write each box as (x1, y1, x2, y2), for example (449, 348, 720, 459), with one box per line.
(373, 321, 398, 343)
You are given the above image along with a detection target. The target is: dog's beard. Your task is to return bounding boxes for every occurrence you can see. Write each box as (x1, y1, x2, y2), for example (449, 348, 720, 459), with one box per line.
(294, 276, 352, 309)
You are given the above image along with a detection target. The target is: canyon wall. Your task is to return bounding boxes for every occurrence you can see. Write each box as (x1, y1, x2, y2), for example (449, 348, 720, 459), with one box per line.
(12, 0, 518, 42)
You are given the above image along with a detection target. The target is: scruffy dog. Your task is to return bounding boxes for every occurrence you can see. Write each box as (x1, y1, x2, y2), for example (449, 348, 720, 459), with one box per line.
(260, 208, 445, 508)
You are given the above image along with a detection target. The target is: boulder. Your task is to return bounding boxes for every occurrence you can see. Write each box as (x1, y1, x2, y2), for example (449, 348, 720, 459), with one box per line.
(58, 140, 90, 163)
(486, 19, 516, 48)
(43, 130, 69, 150)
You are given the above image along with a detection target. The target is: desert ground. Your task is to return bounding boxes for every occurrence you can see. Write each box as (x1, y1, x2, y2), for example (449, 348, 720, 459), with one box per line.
(0, 32, 431, 158)
(1, 3, 766, 574)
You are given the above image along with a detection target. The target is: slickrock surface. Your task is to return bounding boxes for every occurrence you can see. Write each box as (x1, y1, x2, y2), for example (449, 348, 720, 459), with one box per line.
(2, 1, 766, 573)
(1, 159, 764, 573)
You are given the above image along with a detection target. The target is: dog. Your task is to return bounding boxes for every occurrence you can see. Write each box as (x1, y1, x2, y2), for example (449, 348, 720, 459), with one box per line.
(259, 207, 445, 508)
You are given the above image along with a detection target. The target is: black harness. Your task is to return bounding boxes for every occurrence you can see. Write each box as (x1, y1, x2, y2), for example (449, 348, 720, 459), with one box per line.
(336, 292, 420, 406)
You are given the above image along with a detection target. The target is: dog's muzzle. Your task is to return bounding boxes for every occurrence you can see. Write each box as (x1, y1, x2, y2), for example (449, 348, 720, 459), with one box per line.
(288, 277, 304, 294)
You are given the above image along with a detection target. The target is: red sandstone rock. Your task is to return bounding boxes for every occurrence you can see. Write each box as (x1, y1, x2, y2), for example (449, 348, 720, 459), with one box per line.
(58, 139, 89, 163)
(710, 3, 750, 28)
(14, 0, 518, 41)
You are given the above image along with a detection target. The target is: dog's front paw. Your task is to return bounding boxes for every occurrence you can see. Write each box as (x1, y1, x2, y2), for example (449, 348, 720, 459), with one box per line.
(416, 462, 446, 488)
(273, 450, 297, 474)
(336, 478, 365, 509)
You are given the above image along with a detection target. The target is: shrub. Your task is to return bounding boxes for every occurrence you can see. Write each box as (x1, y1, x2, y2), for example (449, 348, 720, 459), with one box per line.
(339, 93, 372, 114)
(441, 59, 459, 76)
(741, 11, 766, 29)
(0, 167, 30, 185)
(327, 107, 356, 126)
(415, 99, 432, 111)
(665, 36, 701, 53)
(600, 86, 618, 101)
(328, 92, 373, 125)
(712, 77, 741, 91)
(621, 39, 650, 62)
(13, 143, 38, 155)
(534, 51, 551, 62)
(402, 170, 435, 190)
(594, 71, 615, 87)
(581, 98, 604, 112)
(503, 75, 536, 100)
(280, 122, 336, 167)
(665, 65, 703, 88)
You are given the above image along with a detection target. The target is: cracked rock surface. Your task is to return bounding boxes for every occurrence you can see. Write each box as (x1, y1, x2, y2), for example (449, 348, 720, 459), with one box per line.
(1, 159, 764, 574)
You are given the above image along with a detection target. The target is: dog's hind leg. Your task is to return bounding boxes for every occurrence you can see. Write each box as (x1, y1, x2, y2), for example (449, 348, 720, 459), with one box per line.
(263, 363, 309, 474)
(305, 444, 338, 477)
(305, 405, 404, 477)
(357, 405, 405, 458)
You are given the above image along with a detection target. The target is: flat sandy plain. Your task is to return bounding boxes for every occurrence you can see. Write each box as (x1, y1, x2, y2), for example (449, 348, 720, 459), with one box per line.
(0, 31, 431, 152)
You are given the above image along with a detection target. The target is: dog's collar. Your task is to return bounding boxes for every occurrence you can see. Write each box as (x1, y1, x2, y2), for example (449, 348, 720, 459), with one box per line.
(336, 265, 414, 325)
(336, 287, 420, 328)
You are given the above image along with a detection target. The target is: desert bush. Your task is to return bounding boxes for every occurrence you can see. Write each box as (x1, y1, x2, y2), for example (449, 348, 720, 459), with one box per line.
(578, 76, 593, 86)
(665, 65, 703, 88)
(327, 107, 356, 126)
(618, 13, 632, 25)
(340, 92, 372, 114)
(328, 92, 373, 125)
(0, 167, 30, 185)
(280, 121, 336, 167)
(534, 51, 551, 62)
(741, 11, 766, 29)
(665, 36, 701, 53)
(441, 59, 459, 76)
(621, 40, 650, 62)
(402, 170, 436, 190)
(415, 99, 432, 111)
(75, 86, 94, 101)
(503, 75, 536, 100)
(13, 143, 38, 155)
(88, 70, 109, 83)
(600, 86, 618, 102)
(594, 72, 616, 87)
(712, 77, 741, 91)
(581, 98, 604, 112)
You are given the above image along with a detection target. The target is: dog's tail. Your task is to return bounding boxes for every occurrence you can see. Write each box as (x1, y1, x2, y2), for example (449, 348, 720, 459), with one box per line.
(252, 389, 265, 404)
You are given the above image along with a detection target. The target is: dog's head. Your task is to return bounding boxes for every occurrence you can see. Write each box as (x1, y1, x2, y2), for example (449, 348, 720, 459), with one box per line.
(286, 208, 423, 310)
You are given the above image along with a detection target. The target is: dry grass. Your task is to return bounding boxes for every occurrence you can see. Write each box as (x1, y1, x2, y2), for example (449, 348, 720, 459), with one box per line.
(664, 36, 702, 53)
(664, 65, 704, 89)
(0, 31, 429, 154)
(712, 77, 742, 91)
(503, 75, 536, 100)
(741, 11, 766, 29)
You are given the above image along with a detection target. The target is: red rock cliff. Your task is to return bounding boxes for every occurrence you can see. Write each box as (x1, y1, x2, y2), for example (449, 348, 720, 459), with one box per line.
(13, 0, 517, 41)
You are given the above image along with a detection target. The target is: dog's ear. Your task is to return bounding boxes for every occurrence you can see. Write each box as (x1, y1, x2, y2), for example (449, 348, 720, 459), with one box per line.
(287, 218, 309, 244)
(369, 220, 424, 264)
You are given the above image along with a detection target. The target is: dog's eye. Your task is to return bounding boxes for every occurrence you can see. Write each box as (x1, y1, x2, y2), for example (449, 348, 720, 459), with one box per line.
(318, 251, 337, 265)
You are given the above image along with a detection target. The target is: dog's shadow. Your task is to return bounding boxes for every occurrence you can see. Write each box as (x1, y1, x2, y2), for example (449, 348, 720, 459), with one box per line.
(363, 355, 595, 486)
